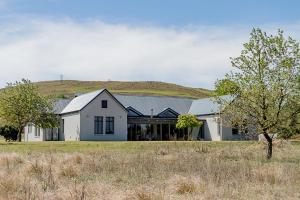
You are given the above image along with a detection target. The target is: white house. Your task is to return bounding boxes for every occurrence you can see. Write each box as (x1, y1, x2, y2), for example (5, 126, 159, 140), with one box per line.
(24, 89, 240, 141)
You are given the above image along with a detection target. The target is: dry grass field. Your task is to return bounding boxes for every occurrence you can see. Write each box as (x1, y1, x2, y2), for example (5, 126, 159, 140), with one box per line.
(0, 141, 299, 200)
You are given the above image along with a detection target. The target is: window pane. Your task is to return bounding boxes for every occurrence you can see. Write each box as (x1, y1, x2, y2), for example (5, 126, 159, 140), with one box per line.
(28, 124, 32, 133)
(102, 100, 107, 108)
(35, 127, 40, 137)
(232, 127, 239, 135)
(61, 119, 64, 135)
(106, 117, 114, 134)
(94, 116, 103, 134)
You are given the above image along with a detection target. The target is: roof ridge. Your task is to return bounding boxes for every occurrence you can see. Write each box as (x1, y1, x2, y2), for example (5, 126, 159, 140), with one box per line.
(60, 89, 105, 114)
(114, 93, 194, 100)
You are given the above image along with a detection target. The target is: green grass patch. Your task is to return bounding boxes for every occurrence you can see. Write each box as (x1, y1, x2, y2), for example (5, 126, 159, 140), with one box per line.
(0, 141, 256, 153)
(34, 80, 212, 99)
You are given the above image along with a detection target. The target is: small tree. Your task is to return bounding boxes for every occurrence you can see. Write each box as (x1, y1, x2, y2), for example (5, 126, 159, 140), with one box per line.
(0, 79, 58, 142)
(215, 28, 300, 159)
(176, 114, 202, 140)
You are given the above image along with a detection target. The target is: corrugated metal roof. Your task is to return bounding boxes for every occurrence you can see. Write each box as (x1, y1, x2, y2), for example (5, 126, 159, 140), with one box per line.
(61, 89, 104, 114)
(53, 99, 72, 114)
(188, 95, 232, 115)
(115, 95, 193, 115)
(59, 88, 231, 116)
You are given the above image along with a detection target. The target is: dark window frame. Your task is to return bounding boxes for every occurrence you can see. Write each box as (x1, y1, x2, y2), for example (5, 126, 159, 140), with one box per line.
(94, 116, 104, 134)
(35, 127, 40, 137)
(101, 100, 108, 108)
(232, 127, 239, 135)
(28, 123, 33, 134)
(105, 117, 114, 134)
(61, 119, 64, 134)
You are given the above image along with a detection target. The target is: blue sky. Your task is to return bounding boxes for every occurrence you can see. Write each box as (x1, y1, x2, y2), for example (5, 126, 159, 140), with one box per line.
(0, 0, 300, 89)
(2, 0, 300, 26)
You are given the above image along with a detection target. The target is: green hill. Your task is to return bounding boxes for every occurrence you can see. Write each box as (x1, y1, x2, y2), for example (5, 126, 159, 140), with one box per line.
(34, 80, 213, 99)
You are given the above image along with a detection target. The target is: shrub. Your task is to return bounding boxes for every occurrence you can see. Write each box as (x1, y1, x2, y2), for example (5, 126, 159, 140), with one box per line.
(0, 125, 18, 141)
(278, 127, 298, 140)
(135, 191, 153, 200)
(59, 165, 78, 178)
(176, 181, 196, 194)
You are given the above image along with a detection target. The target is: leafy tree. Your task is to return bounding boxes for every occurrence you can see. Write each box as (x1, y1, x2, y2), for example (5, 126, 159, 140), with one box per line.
(215, 79, 240, 95)
(176, 114, 202, 140)
(0, 79, 58, 142)
(215, 28, 300, 159)
(0, 125, 18, 141)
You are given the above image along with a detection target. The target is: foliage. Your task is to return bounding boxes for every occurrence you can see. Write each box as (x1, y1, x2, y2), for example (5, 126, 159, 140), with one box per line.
(36, 112, 59, 129)
(176, 114, 202, 140)
(0, 125, 18, 141)
(0, 79, 58, 141)
(277, 113, 300, 139)
(215, 28, 300, 159)
(278, 128, 296, 140)
(176, 114, 201, 130)
(215, 79, 240, 95)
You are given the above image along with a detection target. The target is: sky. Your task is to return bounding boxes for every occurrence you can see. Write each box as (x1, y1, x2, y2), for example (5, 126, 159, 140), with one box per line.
(0, 0, 300, 89)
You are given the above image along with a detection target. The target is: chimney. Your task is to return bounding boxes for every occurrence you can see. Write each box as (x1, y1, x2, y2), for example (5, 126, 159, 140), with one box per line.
(74, 93, 82, 98)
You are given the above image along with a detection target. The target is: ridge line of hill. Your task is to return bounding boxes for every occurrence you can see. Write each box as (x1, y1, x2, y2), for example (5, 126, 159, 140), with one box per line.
(17, 80, 212, 99)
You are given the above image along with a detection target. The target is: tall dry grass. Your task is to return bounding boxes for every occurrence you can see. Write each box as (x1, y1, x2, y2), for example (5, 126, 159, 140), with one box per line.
(0, 142, 299, 199)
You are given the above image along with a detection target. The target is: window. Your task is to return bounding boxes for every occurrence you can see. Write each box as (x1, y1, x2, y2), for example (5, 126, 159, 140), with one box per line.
(232, 127, 239, 135)
(28, 124, 32, 134)
(94, 116, 103, 134)
(102, 100, 107, 108)
(106, 117, 114, 134)
(62, 119, 64, 134)
(35, 127, 40, 137)
(217, 121, 221, 136)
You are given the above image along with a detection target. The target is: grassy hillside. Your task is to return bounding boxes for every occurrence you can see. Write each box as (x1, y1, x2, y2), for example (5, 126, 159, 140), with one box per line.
(35, 80, 213, 99)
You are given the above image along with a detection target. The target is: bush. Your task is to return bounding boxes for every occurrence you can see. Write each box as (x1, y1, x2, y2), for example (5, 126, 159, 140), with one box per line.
(0, 126, 18, 141)
(278, 127, 298, 140)
(176, 181, 196, 194)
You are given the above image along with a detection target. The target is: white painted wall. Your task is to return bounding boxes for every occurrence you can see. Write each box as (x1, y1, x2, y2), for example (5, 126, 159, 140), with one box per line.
(61, 112, 80, 141)
(80, 91, 128, 141)
(197, 115, 221, 141)
(24, 124, 44, 141)
(197, 114, 244, 141)
(25, 123, 62, 142)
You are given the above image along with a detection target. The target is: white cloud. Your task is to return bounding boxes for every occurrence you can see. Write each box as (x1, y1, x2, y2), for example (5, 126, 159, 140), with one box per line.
(0, 18, 299, 89)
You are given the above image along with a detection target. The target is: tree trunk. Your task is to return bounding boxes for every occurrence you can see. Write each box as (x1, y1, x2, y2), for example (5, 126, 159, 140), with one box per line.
(17, 126, 22, 142)
(263, 133, 272, 159)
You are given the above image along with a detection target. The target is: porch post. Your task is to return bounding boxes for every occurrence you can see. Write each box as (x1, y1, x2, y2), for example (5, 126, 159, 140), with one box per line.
(168, 123, 170, 140)
(150, 124, 152, 141)
(160, 123, 162, 140)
